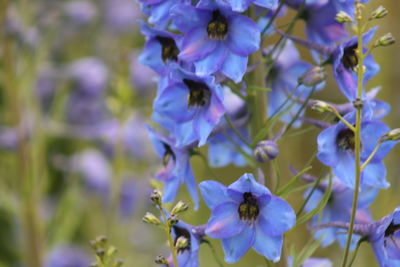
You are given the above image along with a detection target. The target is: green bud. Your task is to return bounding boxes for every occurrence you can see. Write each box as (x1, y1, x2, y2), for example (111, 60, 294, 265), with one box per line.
(142, 212, 162, 226)
(175, 236, 189, 250)
(150, 189, 162, 206)
(106, 246, 118, 258)
(311, 100, 334, 113)
(374, 33, 395, 47)
(382, 128, 400, 141)
(298, 66, 327, 87)
(155, 255, 169, 265)
(335, 11, 353, 23)
(167, 214, 179, 227)
(371, 6, 388, 19)
(171, 201, 189, 215)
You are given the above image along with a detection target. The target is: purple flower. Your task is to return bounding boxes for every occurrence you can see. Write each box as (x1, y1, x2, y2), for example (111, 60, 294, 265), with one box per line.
(317, 110, 397, 189)
(171, 1, 260, 83)
(267, 40, 324, 127)
(63, 0, 97, 25)
(288, 257, 333, 267)
(332, 27, 380, 100)
(165, 221, 204, 267)
(45, 245, 91, 267)
(104, 0, 140, 32)
(153, 65, 225, 147)
(218, 0, 278, 13)
(200, 173, 295, 263)
(305, 176, 377, 248)
(286, 0, 348, 47)
(139, 22, 182, 75)
(138, 0, 185, 28)
(368, 207, 400, 267)
(148, 127, 199, 209)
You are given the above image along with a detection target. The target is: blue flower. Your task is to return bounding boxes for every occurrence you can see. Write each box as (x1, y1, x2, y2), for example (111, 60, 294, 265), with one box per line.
(200, 173, 295, 263)
(317, 110, 397, 189)
(332, 27, 380, 100)
(367, 207, 400, 267)
(138, 0, 184, 28)
(170, 1, 260, 83)
(266, 40, 324, 127)
(305, 176, 377, 249)
(139, 22, 182, 75)
(165, 220, 204, 267)
(153, 65, 225, 147)
(286, 0, 348, 47)
(148, 127, 199, 209)
(217, 0, 278, 13)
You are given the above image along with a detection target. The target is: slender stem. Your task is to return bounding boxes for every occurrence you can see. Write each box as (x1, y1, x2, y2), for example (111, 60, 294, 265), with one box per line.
(361, 141, 382, 170)
(160, 208, 179, 267)
(341, 2, 364, 266)
(332, 109, 356, 132)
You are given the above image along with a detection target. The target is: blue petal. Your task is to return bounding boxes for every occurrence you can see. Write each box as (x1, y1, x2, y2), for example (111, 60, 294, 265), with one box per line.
(139, 39, 164, 74)
(252, 223, 283, 262)
(227, 15, 260, 56)
(317, 126, 341, 167)
(220, 52, 248, 83)
(183, 165, 199, 210)
(362, 161, 389, 189)
(253, 0, 278, 9)
(170, 4, 210, 32)
(258, 196, 296, 236)
(194, 42, 227, 77)
(199, 180, 230, 209)
(222, 226, 255, 263)
(228, 173, 271, 197)
(226, 0, 252, 12)
(360, 121, 390, 161)
(179, 27, 216, 62)
(334, 151, 356, 188)
(163, 177, 182, 203)
(206, 202, 246, 238)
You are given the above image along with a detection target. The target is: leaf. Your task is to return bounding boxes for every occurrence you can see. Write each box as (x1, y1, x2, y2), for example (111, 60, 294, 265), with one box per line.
(276, 166, 313, 197)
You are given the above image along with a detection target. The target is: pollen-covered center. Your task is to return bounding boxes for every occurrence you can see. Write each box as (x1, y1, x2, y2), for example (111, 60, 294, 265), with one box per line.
(183, 79, 211, 108)
(342, 44, 358, 71)
(238, 192, 260, 222)
(336, 128, 356, 151)
(207, 10, 229, 40)
(162, 143, 176, 166)
(155, 36, 179, 63)
(173, 226, 191, 253)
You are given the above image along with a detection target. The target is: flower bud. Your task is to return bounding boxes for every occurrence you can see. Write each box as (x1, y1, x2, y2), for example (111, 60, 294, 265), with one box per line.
(298, 66, 327, 87)
(254, 140, 278, 163)
(113, 259, 124, 267)
(374, 33, 395, 47)
(155, 255, 169, 265)
(371, 6, 388, 20)
(175, 236, 189, 249)
(167, 214, 179, 227)
(335, 11, 353, 23)
(171, 201, 189, 215)
(150, 189, 162, 206)
(382, 128, 400, 141)
(142, 212, 162, 226)
(311, 100, 334, 113)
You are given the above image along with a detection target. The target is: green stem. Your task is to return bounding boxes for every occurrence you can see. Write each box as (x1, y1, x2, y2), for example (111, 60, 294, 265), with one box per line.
(341, 2, 364, 266)
(361, 141, 382, 170)
(160, 207, 179, 267)
(332, 109, 356, 132)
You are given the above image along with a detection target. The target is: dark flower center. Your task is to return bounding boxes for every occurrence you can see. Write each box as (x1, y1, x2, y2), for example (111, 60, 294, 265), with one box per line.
(299, 9, 311, 21)
(336, 128, 356, 151)
(207, 10, 229, 40)
(173, 226, 191, 253)
(162, 143, 176, 166)
(342, 44, 358, 71)
(183, 79, 211, 108)
(238, 192, 260, 222)
(384, 221, 400, 249)
(155, 36, 179, 63)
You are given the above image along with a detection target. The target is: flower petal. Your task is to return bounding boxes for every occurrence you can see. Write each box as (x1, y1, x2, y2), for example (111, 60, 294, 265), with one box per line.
(228, 173, 271, 197)
(362, 161, 389, 189)
(179, 27, 216, 62)
(220, 52, 248, 83)
(194, 42, 227, 77)
(222, 226, 256, 263)
(199, 180, 230, 209)
(227, 15, 260, 56)
(252, 224, 283, 262)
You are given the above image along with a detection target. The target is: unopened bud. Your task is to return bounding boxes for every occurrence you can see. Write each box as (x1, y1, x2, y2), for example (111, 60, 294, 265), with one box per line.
(311, 100, 334, 113)
(171, 201, 189, 215)
(175, 236, 189, 249)
(382, 128, 400, 141)
(374, 33, 395, 47)
(155, 255, 169, 265)
(167, 214, 179, 227)
(113, 259, 124, 267)
(371, 6, 388, 20)
(106, 246, 118, 257)
(150, 189, 162, 206)
(254, 140, 278, 163)
(298, 66, 327, 87)
(335, 11, 353, 23)
(142, 212, 162, 226)
(96, 248, 106, 259)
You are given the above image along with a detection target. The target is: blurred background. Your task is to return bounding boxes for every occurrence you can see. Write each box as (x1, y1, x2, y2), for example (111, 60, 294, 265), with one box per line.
(0, 0, 399, 266)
